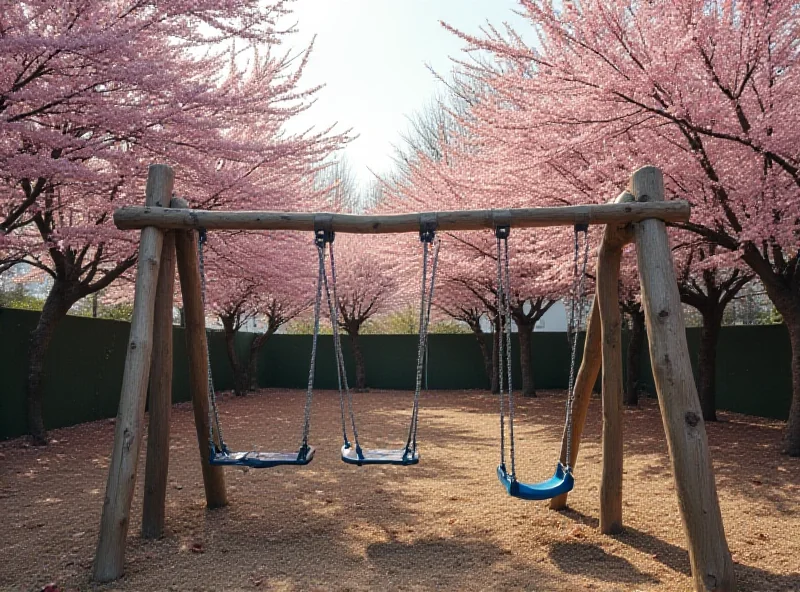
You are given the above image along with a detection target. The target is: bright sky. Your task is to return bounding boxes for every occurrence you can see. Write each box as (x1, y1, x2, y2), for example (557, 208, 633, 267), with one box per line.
(286, 0, 531, 185)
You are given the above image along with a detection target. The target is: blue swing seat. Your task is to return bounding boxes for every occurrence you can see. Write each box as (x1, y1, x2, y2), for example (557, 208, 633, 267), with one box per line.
(341, 444, 419, 466)
(209, 445, 315, 469)
(497, 462, 574, 501)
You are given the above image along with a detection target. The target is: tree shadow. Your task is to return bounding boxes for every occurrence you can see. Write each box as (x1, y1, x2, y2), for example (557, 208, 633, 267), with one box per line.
(367, 537, 503, 573)
(559, 508, 800, 591)
(548, 541, 659, 585)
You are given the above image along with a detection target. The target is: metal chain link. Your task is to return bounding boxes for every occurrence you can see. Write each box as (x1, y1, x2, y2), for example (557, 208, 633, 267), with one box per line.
(325, 250, 350, 447)
(494, 231, 516, 477)
(313, 238, 348, 446)
(197, 229, 227, 455)
(563, 226, 590, 469)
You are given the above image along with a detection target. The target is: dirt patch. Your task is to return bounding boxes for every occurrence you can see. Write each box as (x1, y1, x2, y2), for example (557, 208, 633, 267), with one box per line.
(1, 389, 798, 591)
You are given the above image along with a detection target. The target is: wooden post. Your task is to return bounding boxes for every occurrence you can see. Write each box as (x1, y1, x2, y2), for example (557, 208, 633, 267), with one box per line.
(141, 231, 176, 539)
(596, 224, 629, 534)
(172, 197, 227, 508)
(632, 166, 735, 592)
(549, 298, 602, 510)
(93, 164, 172, 582)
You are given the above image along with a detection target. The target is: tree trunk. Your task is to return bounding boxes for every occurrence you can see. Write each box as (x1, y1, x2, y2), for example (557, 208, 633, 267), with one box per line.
(247, 331, 273, 392)
(349, 330, 367, 391)
(248, 349, 259, 392)
(25, 282, 74, 444)
(784, 319, 800, 456)
(517, 322, 536, 396)
(473, 329, 493, 390)
(220, 317, 247, 396)
(624, 307, 645, 406)
(740, 246, 800, 455)
(698, 307, 724, 422)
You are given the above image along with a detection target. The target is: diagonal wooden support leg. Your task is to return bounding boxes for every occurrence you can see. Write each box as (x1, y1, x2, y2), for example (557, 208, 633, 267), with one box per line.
(172, 197, 227, 509)
(550, 191, 632, 512)
(141, 231, 176, 539)
(94, 164, 173, 582)
(597, 223, 631, 534)
(632, 165, 735, 592)
(549, 298, 601, 511)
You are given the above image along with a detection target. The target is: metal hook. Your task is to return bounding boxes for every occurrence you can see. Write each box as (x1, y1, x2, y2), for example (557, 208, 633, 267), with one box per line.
(419, 213, 438, 243)
(495, 225, 510, 239)
(314, 214, 335, 247)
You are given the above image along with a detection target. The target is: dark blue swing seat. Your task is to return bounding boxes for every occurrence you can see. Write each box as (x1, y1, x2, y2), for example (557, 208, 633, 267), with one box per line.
(209, 445, 315, 469)
(341, 444, 419, 466)
(324, 224, 437, 469)
(197, 229, 319, 472)
(497, 462, 574, 501)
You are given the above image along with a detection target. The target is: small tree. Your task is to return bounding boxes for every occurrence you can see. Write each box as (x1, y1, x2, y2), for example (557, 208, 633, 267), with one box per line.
(675, 241, 753, 421)
(205, 231, 314, 396)
(437, 284, 494, 390)
(327, 235, 398, 391)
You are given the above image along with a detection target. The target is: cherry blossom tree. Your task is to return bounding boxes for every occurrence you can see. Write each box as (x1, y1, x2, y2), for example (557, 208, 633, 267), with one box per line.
(386, 90, 587, 397)
(620, 238, 753, 416)
(431, 0, 800, 453)
(0, 1, 347, 442)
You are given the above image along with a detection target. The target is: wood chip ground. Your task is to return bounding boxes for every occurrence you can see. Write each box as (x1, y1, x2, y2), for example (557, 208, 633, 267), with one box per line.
(1, 389, 798, 591)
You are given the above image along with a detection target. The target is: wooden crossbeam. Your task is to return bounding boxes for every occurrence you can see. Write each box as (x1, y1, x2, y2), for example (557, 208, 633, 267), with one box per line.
(114, 201, 690, 232)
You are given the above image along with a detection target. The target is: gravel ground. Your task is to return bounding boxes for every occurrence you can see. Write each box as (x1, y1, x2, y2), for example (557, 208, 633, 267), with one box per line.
(1, 389, 798, 591)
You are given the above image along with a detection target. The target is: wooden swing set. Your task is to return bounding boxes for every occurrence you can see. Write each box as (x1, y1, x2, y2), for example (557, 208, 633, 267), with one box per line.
(93, 164, 736, 592)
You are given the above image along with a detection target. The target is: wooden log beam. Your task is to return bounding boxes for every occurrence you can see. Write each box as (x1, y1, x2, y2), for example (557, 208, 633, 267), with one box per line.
(114, 201, 691, 232)
(141, 231, 176, 539)
(94, 164, 172, 582)
(172, 197, 228, 509)
(632, 166, 735, 592)
(597, 223, 630, 534)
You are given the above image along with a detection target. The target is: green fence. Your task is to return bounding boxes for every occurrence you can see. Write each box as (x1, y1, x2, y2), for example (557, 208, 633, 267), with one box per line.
(0, 307, 792, 439)
(0, 308, 254, 439)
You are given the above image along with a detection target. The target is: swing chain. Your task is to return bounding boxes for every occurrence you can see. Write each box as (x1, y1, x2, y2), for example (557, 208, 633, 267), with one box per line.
(495, 230, 506, 470)
(323, 237, 362, 452)
(197, 228, 227, 456)
(501, 235, 515, 477)
(299, 238, 326, 452)
(405, 227, 440, 457)
(564, 223, 590, 470)
(495, 225, 515, 477)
